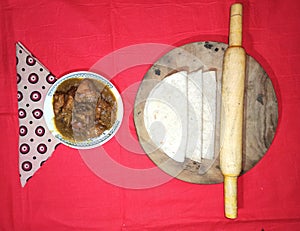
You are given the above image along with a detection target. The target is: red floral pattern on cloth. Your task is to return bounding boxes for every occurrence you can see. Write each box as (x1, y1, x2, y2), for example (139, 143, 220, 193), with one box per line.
(16, 42, 61, 187)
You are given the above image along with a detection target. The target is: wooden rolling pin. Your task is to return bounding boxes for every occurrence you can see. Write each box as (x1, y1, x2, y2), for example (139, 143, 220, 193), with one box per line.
(220, 3, 246, 219)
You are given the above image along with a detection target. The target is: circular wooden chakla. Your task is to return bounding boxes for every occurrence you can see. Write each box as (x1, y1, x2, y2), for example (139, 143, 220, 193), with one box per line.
(134, 41, 278, 184)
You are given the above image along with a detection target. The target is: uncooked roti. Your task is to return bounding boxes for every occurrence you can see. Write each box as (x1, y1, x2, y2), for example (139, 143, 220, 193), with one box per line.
(144, 71, 188, 162)
(202, 71, 217, 159)
(144, 69, 217, 163)
(186, 69, 203, 162)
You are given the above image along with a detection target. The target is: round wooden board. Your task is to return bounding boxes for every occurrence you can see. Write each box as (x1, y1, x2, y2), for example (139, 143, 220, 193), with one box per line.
(134, 41, 278, 184)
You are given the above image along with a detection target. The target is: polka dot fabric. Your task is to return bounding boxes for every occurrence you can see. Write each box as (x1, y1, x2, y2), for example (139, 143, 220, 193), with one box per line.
(16, 42, 61, 187)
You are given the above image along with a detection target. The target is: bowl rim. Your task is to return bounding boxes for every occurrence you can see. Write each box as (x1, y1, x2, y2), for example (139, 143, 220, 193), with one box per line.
(43, 71, 123, 149)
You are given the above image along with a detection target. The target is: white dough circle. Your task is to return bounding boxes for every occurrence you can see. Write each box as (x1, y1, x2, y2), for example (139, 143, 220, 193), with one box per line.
(144, 71, 188, 162)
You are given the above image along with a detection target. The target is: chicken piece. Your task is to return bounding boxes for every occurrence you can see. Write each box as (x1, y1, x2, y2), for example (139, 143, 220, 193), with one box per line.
(95, 94, 116, 129)
(55, 93, 74, 128)
(53, 93, 65, 116)
(101, 87, 115, 104)
(64, 95, 74, 112)
(99, 108, 113, 128)
(72, 79, 101, 140)
(74, 79, 100, 103)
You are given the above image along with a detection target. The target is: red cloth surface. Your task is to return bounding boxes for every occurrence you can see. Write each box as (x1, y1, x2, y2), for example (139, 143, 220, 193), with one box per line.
(1, 0, 300, 230)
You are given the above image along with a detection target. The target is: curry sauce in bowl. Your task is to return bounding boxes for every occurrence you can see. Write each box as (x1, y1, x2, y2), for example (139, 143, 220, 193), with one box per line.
(44, 71, 123, 149)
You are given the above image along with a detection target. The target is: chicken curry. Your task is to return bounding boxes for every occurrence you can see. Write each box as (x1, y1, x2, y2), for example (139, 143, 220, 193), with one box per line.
(53, 78, 117, 141)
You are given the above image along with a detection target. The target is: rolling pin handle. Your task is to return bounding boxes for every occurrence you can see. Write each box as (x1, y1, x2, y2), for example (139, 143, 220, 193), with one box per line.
(229, 3, 243, 47)
(224, 176, 238, 219)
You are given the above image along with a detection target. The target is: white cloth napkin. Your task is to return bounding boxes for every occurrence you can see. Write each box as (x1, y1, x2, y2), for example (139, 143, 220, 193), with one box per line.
(16, 42, 61, 187)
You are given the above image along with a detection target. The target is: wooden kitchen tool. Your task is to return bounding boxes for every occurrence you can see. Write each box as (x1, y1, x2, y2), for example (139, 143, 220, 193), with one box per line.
(220, 3, 246, 219)
(134, 16, 277, 218)
(134, 40, 278, 185)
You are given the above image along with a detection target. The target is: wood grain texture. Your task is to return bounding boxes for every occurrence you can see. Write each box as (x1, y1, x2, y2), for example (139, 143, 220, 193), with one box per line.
(134, 41, 278, 184)
(220, 3, 245, 218)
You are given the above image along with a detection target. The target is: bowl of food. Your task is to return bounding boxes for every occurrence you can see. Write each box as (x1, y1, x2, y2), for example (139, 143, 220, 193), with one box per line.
(44, 71, 123, 149)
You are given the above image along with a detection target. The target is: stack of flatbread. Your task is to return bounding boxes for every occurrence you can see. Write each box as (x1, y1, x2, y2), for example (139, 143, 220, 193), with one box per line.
(144, 69, 217, 163)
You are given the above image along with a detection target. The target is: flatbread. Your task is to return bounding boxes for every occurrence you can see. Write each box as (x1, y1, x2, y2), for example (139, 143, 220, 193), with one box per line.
(202, 71, 216, 159)
(186, 69, 203, 162)
(144, 71, 188, 162)
(144, 69, 216, 163)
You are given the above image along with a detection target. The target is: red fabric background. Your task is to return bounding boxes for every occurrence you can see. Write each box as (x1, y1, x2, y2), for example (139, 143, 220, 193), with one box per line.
(1, 0, 300, 230)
